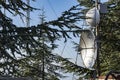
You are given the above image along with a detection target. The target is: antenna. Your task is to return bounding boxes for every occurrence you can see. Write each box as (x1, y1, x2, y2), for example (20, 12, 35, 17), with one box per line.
(83, 0, 101, 78)
(80, 30, 97, 69)
(4, 0, 6, 15)
(26, 0, 30, 27)
(39, 8, 46, 80)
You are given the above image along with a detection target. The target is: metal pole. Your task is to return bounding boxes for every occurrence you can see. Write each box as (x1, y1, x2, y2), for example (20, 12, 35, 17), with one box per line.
(95, 0, 101, 77)
(26, 0, 30, 27)
(40, 9, 45, 80)
(95, 0, 100, 9)
(42, 50, 45, 80)
(4, 0, 6, 15)
(96, 23, 101, 77)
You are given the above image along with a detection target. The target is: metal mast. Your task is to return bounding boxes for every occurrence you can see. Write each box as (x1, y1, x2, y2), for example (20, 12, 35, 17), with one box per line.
(26, 0, 30, 27)
(95, 0, 101, 77)
(4, 0, 6, 15)
(40, 8, 45, 80)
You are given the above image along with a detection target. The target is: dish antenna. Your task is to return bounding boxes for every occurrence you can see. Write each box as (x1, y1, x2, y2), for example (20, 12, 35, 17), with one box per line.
(80, 0, 100, 69)
(79, 0, 108, 77)
(80, 30, 97, 69)
(26, 0, 30, 27)
(86, 7, 100, 27)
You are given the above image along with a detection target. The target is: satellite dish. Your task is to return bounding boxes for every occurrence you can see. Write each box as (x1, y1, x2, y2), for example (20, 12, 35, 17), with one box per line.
(79, 30, 97, 69)
(86, 7, 100, 27)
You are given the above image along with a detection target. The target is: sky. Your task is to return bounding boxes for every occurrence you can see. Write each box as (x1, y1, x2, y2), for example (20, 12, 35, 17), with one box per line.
(5, 0, 108, 79)
(31, 0, 78, 21)
(8, 0, 79, 27)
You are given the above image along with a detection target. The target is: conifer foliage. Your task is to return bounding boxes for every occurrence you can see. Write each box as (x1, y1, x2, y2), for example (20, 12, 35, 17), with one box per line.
(0, 0, 87, 79)
(77, 0, 120, 77)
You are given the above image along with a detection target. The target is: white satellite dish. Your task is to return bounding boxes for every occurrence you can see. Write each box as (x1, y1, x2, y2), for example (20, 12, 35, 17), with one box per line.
(80, 30, 97, 69)
(86, 7, 100, 27)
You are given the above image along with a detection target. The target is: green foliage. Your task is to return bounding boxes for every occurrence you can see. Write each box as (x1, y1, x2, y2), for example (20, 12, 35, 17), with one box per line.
(2, 0, 120, 79)
(0, 3, 84, 60)
(100, 0, 120, 75)
(0, 0, 86, 79)
(77, 0, 95, 7)
(0, 0, 36, 15)
(77, 0, 120, 77)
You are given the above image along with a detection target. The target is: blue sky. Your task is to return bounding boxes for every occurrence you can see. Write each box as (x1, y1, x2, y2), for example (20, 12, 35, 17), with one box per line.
(9, 0, 108, 26)
(30, 0, 79, 25)
(30, 0, 108, 24)
(8, 0, 79, 27)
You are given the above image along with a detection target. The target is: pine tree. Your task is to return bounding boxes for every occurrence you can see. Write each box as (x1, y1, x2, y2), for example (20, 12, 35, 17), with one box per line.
(0, 0, 86, 79)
